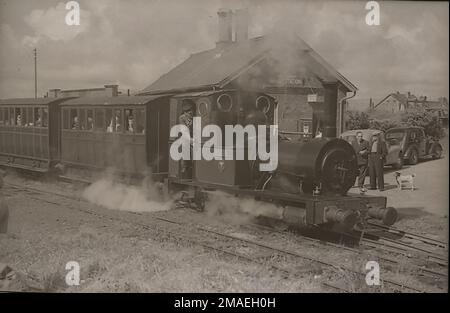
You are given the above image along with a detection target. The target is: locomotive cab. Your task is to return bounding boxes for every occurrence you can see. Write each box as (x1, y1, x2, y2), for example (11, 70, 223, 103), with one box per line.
(168, 90, 277, 186)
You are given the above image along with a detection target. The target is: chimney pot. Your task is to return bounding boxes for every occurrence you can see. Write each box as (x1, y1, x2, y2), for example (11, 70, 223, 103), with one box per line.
(217, 8, 232, 47)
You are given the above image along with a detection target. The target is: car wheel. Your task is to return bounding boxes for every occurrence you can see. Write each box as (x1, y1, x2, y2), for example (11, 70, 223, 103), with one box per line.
(409, 149, 419, 165)
(392, 154, 403, 169)
(433, 146, 442, 159)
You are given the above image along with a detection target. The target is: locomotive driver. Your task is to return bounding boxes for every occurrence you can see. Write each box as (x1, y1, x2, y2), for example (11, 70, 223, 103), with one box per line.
(178, 101, 194, 177)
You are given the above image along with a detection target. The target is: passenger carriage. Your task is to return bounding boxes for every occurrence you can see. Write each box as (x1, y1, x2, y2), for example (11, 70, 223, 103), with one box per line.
(0, 98, 71, 172)
(57, 95, 171, 181)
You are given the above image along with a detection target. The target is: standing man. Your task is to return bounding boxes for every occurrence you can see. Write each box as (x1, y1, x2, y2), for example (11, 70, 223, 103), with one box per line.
(368, 133, 388, 191)
(352, 131, 370, 192)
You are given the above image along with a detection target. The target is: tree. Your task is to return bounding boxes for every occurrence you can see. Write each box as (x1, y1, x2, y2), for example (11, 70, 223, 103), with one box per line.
(401, 108, 445, 139)
(345, 111, 371, 130)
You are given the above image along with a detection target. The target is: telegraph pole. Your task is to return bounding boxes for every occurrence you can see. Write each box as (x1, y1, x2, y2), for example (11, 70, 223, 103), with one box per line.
(34, 48, 37, 98)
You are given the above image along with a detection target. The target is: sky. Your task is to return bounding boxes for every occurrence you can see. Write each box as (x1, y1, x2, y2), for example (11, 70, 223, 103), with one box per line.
(0, 0, 448, 101)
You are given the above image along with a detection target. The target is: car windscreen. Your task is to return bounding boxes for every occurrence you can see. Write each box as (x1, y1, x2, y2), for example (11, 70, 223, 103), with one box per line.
(386, 131, 405, 140)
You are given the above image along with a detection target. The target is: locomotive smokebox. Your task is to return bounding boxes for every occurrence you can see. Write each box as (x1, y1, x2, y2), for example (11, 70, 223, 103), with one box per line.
(275, 138, 358, 195)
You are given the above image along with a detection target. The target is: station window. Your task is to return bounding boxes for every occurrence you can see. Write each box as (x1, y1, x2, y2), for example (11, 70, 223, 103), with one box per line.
(63, 109, 69, 130)
(298, 120, 312, 135)
(86, 109, 94, 131)
(94, 108, 105, 131)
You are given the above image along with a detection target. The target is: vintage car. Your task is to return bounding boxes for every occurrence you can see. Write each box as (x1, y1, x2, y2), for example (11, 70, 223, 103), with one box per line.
(340, 129, 403, 169)
(385, 127, 443, 165)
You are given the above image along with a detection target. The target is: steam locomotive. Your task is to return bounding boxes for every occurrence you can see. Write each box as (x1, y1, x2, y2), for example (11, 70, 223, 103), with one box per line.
(0, 89, 398, 232)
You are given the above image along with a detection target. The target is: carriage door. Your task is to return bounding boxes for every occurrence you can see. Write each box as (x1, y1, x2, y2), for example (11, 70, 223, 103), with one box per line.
(415, 129, 426, 156)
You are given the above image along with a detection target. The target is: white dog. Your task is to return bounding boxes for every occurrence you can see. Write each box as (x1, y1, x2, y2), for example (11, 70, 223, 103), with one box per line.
(394, 172, 416, 191)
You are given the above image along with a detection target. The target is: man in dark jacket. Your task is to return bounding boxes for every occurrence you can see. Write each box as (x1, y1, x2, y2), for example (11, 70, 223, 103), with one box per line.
(352, 131, 370, 192)
(368, 133, 388, 191)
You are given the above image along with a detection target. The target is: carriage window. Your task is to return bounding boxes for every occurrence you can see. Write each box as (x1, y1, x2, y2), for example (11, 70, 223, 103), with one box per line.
(27, 108, 33, 126)
(105, 109, 113, 132)
(34, 107, 43, 127)
(63, 109, 69, 129)
(14, 108, 21, 126)
(135, 109, 145, 134)
(114, 109, 122, 132)
(20, 108, 27, 127)
(0, 109, 3, 126)
(42, 108, 48, 127)
(10, 108, 15, 126)
(125, 109, 134, 133)
(86, 109, 94, 130)
(3, 108, 10, 126)
(79, 109, 86, 130)
(95, 108, 105, 131)
(70, 109, 79, 130)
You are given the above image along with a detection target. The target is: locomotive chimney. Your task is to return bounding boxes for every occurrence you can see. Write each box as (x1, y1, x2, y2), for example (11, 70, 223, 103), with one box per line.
(217, 8, 232, 47)
(234, 8, 248, 42)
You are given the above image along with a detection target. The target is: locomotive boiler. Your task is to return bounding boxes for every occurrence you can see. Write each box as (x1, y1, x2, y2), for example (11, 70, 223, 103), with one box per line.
(268, 138, 358, 196)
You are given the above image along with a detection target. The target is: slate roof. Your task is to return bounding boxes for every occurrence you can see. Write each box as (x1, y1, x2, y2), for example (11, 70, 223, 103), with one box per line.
(140, 32, 357, 95)
(0, 97, 74, 105)
(59, 95, 170, 106)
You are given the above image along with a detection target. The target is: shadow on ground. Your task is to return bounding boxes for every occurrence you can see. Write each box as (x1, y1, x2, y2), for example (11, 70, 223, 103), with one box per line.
(396, 206, 430, 221)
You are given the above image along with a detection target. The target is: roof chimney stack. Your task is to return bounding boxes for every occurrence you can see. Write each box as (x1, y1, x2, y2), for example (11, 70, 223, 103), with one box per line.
(217, 8, 232, 47)
(234, 8, 248, 42)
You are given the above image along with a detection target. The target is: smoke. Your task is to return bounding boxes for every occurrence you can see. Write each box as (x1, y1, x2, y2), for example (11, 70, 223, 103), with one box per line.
(82, 170, 172, 213)
(204, 190, 283, 225)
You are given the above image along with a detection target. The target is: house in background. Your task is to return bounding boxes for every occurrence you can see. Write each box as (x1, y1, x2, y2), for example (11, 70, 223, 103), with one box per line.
(423, 97, 449, 127)
(373, 91, 448, 127)
(374, 91, 418, 113)
(139, 8, 357, 137)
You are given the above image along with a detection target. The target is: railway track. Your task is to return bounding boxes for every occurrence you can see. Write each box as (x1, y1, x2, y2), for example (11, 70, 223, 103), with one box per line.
(4, 181, 447, 293)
